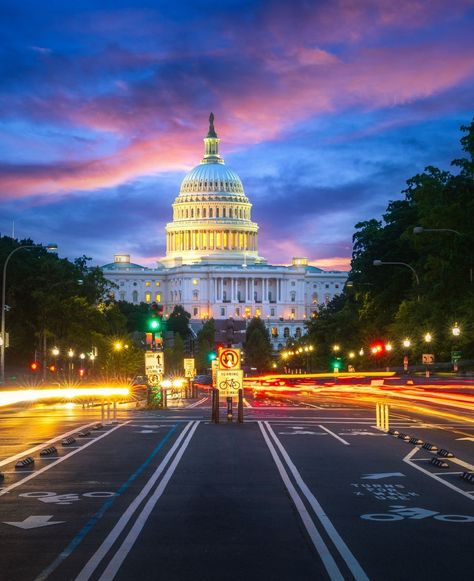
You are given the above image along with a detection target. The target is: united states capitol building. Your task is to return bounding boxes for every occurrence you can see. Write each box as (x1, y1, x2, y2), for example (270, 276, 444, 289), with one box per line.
(102, 115, 347, 350)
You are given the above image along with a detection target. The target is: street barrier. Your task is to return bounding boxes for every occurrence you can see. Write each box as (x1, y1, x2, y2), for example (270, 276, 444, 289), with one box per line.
(40, 446, 57, 456)
(16, 456, 34, 468)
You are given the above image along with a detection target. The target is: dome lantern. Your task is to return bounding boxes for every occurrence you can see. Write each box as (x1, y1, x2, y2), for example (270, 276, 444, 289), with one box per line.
(202, 112, 223, 164)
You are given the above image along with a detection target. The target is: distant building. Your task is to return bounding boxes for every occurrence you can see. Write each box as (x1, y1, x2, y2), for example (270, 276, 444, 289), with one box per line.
(102, 115, 347, 349)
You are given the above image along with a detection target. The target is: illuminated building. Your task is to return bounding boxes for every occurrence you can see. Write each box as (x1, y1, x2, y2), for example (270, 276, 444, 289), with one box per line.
(102, 114, 347, 348)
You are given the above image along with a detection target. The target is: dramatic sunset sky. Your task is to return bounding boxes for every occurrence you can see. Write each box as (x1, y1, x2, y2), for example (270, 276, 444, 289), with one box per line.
(0, 0, 473, 270)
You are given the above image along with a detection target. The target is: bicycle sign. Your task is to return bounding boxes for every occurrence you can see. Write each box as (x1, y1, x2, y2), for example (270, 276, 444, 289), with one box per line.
(216, 369, 243, 397)
(360, 505, 474, 523)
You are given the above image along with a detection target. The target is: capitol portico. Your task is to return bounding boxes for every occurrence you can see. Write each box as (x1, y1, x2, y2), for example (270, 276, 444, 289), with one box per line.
(102, 114, 347, 349)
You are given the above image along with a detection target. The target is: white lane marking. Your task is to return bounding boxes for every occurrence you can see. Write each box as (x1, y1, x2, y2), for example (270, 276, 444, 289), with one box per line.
(98, 421, 200, 580)
(4, 515, 65, 529)
(0, 420, 100, 468)
(243, 398, 252, 408)
(0, 422, 130, 498)
(187, 397, 208, 409)
(403, 447, 474, 501)
(433, 472, 464, 476)
(264, 422, 369, 581)
(318, 425, 350, 446)
(258, 422, 344, 581)
(76, 421, 197, 581)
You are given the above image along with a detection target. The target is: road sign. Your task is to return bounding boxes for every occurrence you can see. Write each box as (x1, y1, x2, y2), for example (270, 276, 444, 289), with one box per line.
(211, 359, 219, 387)
(217, 369, 243, 397)
(184, 358, 195, 378)
(422, 353, 434, 364)
(451, 350, 461, 362)
(145, 351, 164, 385)
(218, 348, 241, 370)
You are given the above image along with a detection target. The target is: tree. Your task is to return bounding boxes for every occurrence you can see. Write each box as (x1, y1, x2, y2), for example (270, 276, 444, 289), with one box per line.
(164, 333, 185, 375)
(195, 318, 215, 372)
(244, 317, 272, 371)
(167, 305, 191, 340)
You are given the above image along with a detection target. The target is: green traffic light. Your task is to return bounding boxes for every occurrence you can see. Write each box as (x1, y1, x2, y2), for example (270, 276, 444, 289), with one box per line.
(208, 352, 217, 361)
(149, 319, 160, 330)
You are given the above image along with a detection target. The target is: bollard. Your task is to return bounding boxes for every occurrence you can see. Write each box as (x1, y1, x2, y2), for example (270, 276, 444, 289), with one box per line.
(101, 401, 105, 424)
(376, 402, 381, 428)
(214, 388, 220, 423)
(113, 401, 117, 423)
(238, 389, 244, 423)
(227, 397, 233, 422)
(106, 401, 111, 424)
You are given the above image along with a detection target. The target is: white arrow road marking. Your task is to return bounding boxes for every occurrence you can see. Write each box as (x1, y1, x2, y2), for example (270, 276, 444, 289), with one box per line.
(134, 430, 156, 434)
(362, 473, 406, 480)
(3, 515, 65, 529)
(457, 437, 474, 442)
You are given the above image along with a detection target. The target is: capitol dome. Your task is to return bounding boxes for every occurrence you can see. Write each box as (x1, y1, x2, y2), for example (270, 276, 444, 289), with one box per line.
(163, 114, 265, 267)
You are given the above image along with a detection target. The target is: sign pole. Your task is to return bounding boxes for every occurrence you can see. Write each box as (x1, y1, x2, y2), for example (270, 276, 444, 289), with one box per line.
(238, 389, 244, 423)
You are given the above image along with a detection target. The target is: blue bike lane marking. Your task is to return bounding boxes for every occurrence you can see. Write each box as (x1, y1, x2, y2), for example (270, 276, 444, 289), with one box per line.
(35, 424, 178, 581)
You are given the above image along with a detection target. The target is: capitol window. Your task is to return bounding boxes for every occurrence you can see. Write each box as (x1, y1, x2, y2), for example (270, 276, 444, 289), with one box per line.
(155, 293, 161, 302)
(132, 291, 138, 303)
(220, 307, 225, 316)
(145, 281, 151, 287)
(270, 308, 275, 316)
(209, 208, 213, 218)
(155, 281, 160, 287)
(193, 290, 199, 300)
(235, 308, 240, 317)
(192, 279, 199, 285)
(283, 327, 290, 338)
(271, 327, 278, 337)
(216, 208, 219, 218)
(193, 307, 199, 316)
(145, 293, 151, 303)
(290, 291, 296, 302)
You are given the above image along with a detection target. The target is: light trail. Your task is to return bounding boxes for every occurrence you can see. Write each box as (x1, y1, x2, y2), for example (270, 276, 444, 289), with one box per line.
(0, 387, 130, 407)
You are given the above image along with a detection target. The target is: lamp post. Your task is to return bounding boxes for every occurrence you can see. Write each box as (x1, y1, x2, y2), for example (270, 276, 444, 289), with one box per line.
(413, 226, 472, 283)
(1, 242, 58, 384)
(373, 260, 420, 286)
(451, 323, 461, 373)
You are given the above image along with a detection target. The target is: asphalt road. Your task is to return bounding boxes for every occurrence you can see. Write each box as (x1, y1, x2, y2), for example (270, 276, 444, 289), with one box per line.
(0, 392, 473, 580)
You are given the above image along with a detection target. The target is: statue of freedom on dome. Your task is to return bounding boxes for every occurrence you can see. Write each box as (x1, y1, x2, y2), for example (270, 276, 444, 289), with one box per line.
(208, 112, 217, 138)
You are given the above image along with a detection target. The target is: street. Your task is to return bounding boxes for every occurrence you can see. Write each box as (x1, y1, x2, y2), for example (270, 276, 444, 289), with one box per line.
(0, 388, 473, 580)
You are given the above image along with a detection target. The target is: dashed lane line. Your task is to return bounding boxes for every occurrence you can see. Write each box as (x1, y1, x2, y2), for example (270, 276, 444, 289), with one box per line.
(0, 422, 130, 497)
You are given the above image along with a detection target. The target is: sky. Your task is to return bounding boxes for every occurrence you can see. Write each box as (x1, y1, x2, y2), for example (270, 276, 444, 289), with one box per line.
(0, 0, 473, 271)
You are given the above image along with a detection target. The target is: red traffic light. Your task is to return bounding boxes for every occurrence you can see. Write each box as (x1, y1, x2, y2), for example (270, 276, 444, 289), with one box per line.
(370, 343, 385, 356)
(30, 361, 39, 371)
(48, 364, 57, 373)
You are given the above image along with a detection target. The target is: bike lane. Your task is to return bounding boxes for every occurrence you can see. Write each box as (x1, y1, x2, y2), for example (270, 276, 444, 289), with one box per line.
(0, 419, 191, 581)
(102, 421, 330, 581)
(263, 418, 474, 580)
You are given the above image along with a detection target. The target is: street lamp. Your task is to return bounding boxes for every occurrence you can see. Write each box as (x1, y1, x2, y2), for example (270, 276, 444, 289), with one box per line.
(452, 323, 461, 337)
(332, 344, 340, 352)
(1, 242, 58, 383)
(402, 339, 411, 348)
(424, 332, 432, 343)
(373, 260, 420, 287)
(413, 226, 472, 283)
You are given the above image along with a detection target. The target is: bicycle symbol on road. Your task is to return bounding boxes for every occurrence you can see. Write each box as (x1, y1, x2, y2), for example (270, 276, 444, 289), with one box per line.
(361, 505, 474, 523)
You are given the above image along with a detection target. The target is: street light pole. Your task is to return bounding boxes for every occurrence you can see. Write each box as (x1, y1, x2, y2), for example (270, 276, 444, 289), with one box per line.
(373, 260, 420, 287)
(413, 226, 472, 283)
(1, 243, 58, 384)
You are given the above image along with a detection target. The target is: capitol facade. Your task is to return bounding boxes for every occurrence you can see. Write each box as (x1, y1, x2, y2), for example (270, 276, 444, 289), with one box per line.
(102, 115, 347, 350)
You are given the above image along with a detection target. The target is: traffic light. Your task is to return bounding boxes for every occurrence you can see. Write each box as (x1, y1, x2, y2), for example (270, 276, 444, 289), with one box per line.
(147, 302, 164, 350)
(208, 351, 217, 362)
(48, 364, 56, 373)
(370, 342, 385, 356)
(330, 356, 343, 371)
(30, 361, 39, 372)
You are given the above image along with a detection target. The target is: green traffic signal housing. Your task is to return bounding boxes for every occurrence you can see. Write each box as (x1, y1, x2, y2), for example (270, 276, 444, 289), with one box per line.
(208, 351, 217, 361)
